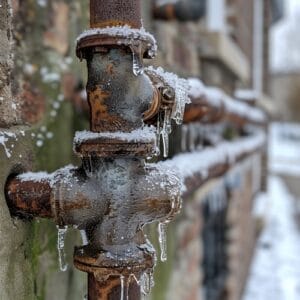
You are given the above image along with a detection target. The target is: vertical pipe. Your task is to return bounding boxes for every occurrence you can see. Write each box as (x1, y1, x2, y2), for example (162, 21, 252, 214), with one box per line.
(88, 274, 141, 300)
(87, 2, 142, 299)
(90, 0, 142, 28)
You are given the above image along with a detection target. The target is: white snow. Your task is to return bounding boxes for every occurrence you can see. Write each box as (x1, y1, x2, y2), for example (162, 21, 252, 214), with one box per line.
(0, 131, 16, 158)
(243, 176, 300, 300)
(269, 122, 300, 176)
(187, 78, 266, 124)
(74, 126, 157, 144)
(160, 130, 266, 192)
(234, 89, 259, 102)
(18, 172, 50, 182)
(270, 0, 300, 73)
(188, 77, 206, 100)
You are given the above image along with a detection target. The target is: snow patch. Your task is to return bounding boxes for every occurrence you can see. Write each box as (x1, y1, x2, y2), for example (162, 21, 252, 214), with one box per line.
(243, 176, 300, 300)
(74, 126, 157, 144)
(0, 131, 16, 158)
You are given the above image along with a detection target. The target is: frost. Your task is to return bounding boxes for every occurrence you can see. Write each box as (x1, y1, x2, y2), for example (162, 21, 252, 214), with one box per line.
(77, 25, 158, 63)
(18, 171, 50, 182)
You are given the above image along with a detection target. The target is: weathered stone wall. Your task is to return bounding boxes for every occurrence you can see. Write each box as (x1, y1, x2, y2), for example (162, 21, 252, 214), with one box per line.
(0, 0, 89, 299)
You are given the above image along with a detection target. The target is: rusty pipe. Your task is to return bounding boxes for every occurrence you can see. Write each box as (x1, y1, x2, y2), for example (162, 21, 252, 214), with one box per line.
(90, 0, 142, 28)
(85, 48, 154, 132)
(153, 0, 206, 21)
(6, 161, 179, 241)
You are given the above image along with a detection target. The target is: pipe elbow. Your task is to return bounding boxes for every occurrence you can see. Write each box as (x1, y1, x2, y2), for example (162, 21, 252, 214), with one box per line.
(86, 49, 155, 132)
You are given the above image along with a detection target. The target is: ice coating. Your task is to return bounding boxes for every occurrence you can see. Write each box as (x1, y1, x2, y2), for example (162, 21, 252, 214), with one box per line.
(145, 66, 190, 157)
(146, 66, 191, 124)
(140, 270, 154, 296)
(57, 225, 68, 272)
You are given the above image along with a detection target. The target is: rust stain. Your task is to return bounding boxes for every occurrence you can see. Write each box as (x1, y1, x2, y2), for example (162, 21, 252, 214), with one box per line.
(20, 82, 46, 124)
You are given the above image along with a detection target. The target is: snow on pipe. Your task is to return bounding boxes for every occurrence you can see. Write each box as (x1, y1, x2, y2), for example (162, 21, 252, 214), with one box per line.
(158, 129, 267, 196)
(186, 78, 267, 125)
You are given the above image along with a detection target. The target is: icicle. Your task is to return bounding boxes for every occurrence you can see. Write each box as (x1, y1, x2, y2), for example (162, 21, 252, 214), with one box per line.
(161, 110, 172, 158)
(120, 275, 125, 300)
(140, 270, 154, 296)
(57, 225, 68, 272)
(130, 42, 144, 76)
(80, 230, 88, 246)
(158, 222, 169, 262)
(181, 125, 188, 152)
(161, 129, 169, 158)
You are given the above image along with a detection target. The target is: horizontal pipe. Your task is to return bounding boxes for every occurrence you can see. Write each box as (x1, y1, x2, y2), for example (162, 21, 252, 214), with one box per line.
(6, 175, 53, 219)
(185, 78, 267, 126)
(160, 130, 267, 197)
(153, 0, 206, 21)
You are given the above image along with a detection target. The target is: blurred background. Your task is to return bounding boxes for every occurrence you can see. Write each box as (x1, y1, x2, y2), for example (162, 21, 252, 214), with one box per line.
(1, 0, 300, 299)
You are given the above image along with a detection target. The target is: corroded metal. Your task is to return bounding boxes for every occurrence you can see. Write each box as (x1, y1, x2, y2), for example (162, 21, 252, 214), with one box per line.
(90, 0, 141, 29)
(6, 176, 53, 219)
(85, 49, 154, 133)
(88, 274, 140, 300)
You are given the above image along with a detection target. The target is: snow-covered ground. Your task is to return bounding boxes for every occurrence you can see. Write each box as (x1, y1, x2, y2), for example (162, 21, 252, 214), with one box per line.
(243, 123, 300, 300)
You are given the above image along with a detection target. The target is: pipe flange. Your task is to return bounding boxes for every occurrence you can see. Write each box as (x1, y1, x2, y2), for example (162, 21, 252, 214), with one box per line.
(73, 128, 157, 158)
(74, 245, 155, 282)
(76, 27, 157, 60)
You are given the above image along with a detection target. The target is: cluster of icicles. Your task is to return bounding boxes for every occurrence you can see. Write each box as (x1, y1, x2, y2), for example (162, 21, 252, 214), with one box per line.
(145, 66, 191, 158)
